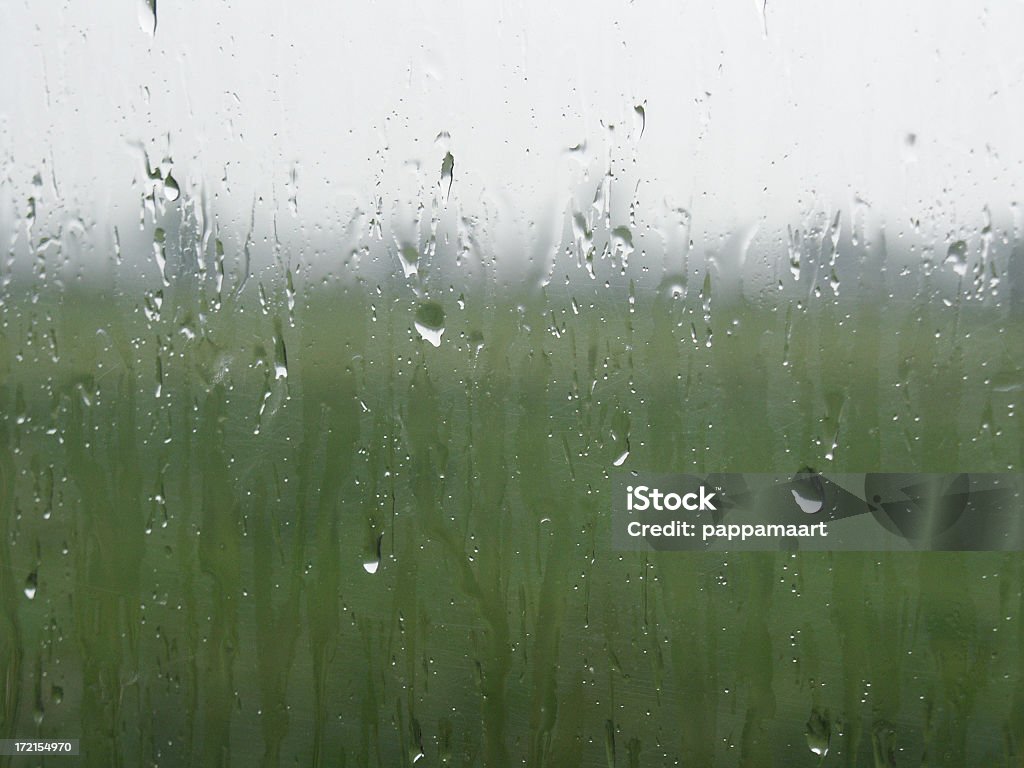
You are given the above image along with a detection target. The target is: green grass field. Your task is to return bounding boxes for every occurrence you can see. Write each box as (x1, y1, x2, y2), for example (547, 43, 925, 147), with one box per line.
(0, 263, 1022, 766)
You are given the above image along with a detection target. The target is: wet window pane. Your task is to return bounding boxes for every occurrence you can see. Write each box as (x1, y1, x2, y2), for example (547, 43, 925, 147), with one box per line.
(1, 2, 1022, 766)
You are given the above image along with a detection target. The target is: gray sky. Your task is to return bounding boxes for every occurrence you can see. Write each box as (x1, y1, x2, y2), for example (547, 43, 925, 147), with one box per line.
(3, 0, 1023, 271)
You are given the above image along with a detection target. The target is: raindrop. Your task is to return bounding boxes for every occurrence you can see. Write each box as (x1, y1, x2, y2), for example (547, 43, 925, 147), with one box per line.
(285, 268, 296, 313)
(399, 244, 419, 278)
(787, 225, 802, 281)
(824, 390, 845, 461)
(163, 172, 179, 202)
(24, 570, 38, 600)
(362, 533, 383, 575)
(611, 226, 634, 269)
(700, 270, 712, 324)
(153, 228, 169, 287)
(565, 140, 589, 162)
(138, 0, 157, 36)
(791, 472, 825, 514)
(410, 717, 426, 763)
(571, 211, 595, 271)
(611, 408, 631, 466)
(441, 152, 454, 201)
(214, 238, 225, 306)
(805, 708, 831, 757)
(438, 719, 453, 763)
(634, 102, 646, 139)
(258, 282, 271, 315)
(469, 330, 484, 356)
(824, 212, 841, 275)
(945, 240, 969, 277)
(143, 289, 163, 323)
(791, 488, 823, 515)
(414, 301, 446, 347)
(273, 318, 288, 379)
(658, 275, 686, 299)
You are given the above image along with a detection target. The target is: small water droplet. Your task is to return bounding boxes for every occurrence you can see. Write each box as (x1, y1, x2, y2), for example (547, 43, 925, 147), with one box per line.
(363, 533, 383, 574)
(24, 570, 38, 600)
(565, 140, 588, 161)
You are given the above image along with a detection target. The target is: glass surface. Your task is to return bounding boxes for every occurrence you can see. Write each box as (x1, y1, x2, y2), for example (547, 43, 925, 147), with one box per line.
(1, 2, 1022, 766)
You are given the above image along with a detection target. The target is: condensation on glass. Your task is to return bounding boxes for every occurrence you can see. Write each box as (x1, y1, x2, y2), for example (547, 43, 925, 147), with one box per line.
(0, 1, 1022, 766)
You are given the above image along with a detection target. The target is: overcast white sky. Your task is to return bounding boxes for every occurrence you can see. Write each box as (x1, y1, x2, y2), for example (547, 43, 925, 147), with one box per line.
(2, 0, 1024, 266)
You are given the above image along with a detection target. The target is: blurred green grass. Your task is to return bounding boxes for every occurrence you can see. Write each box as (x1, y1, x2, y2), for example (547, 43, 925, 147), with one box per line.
(0, 275, 1022, 767)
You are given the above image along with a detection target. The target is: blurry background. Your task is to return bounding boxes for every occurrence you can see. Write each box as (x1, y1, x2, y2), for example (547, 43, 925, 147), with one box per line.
(4, 0, 1024, 283)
